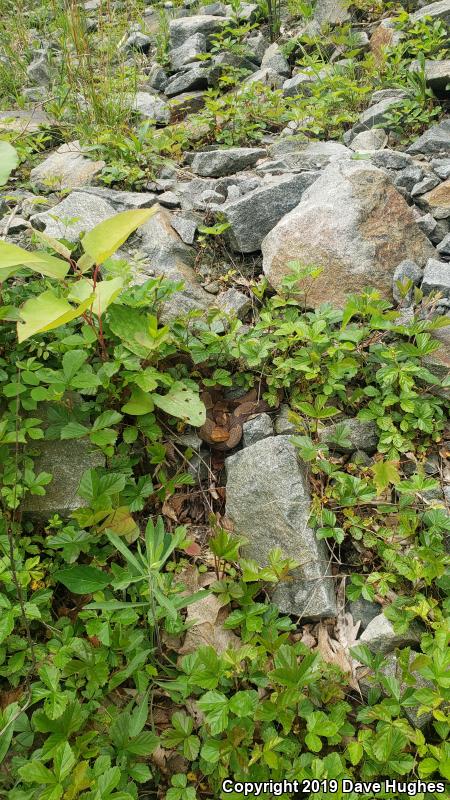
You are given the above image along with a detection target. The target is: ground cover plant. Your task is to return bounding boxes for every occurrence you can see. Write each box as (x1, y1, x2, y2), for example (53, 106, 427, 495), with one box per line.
(0, 0, 449, 797)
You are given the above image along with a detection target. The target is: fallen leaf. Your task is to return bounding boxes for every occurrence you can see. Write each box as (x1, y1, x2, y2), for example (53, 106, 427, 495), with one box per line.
(179, 593, 240, 655)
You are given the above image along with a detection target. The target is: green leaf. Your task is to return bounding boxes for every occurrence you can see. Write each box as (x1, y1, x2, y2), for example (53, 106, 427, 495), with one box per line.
(0, 140, 19, 185)
(69, 277, 124, 317)
(0, 610, 14, 644)
(53, 566, 110, 594)
(92, 410, 123, 431)
(129, 692, 149, 738)
(82, 207, 157, 265)
(0, 241, 69, 282)
(347, 741, 363, 765)
(53, 743, 75, 782)
(18, 760, 56, 784)
(17, 291, 94, 343)
(62, 350, 88, 382)
(126, 731, 159, 756)
(60, 421, 89, 439)
(197, 691, 228, 735)
(153, 382, 206, 427)
(121, 387, 154, 416)
(228, 690, 258, 718)
(371, 459, 400, 495)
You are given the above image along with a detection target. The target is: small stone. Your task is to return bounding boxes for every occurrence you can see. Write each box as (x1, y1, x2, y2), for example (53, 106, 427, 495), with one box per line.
(201, 2, 228, 14)
(431, 158, 450, 180)
(169, 15, 230, 49)
(169, 91, 206, 121)
(370, 149, 412, 170)
(393, 260, 423, 304)
(30, 141, 105, 191)
(411, 174, 441, 197)
(123, 31, 152, 53)
(417, 178, 450, 219)
(159, 191, 180, 208)
(0, 216, 28, 234)
(350, 92, 406, 137)
(394, 165, 424, 194)
(242, 413, 274, 446)
(203, 281, 220, 294)
(73, 186, 157, 211)
(145, 63, 168, 92)
(422, 258, 450, 296)
(348, 598, 382, 631)
(225, 436, 337, 618)
(359, 613, 421, 655)
(437, 233, 450, 259)
(244, 67, 284, 89)
(0, 108, 54, 135)
(312, 0, 350, 25)
(349, 129, 388, 152)
(134, 91, 170, 124)
(351, 450, 373, 467)
(199, 189, 224, 206)
(190, 147, 266, 178)
(274, 404, 297, 435)
(415, 59, 450, 99)
(27, 53, 50, 86)
(164, 66, 209, 97)
(319, 418, 379, 454)
(169, 33, 207, 71)
(260, 43, 290, 77)
(245, 32, 267, 64)
(215, 287, 251, 319)
(170, 213, 198, 244)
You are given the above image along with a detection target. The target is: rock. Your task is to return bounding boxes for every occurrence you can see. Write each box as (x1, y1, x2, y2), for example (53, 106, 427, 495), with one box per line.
(190, 147, 266, 178)
(31, 191, 115, 241)
(359, 613, 421, 655)
(268, 139, 351, 171)
(410, 0, 450, 23)
(169, 33, 207, 70)
(358, 652, 433, 728)
(422, 258, 450, 296)
(370, 19, 402, 63)
(407, 118, 450, 157)
(244, 67, 284, 89)
(394, 165, 424, 194)
(209, 51, 258, 85)
(22, 438, 104, 521)
(169, 15, 229, 48)
(312, 0, 350, 25)
(123, 31, 152, 53)
(417, 178, 450, 219)
(242, 413, 274, 447)
(145, 63, 168, 92)
(134, 91, 171, 124)
(432, 158, 450, 180)
(201, 1, 228, 14)
(348, 598, 382, 631)
(225, 436, 337, 619)
(392, 260, 423, 304)
(349, 129, 388, 152)
(416, 59, 450, 99)
(351, 450, 373, 467)
(0, 216, 29, 234)
(30, 141, 105, 191)
(169, 91, 206, 121)
(423, 323, 450, 381)
(262, 160, 435, 307)
(164, 66, 209, 97)
(215, 287, 251, 319)
(350, 92, 406, 137)
(245, 32, 268, 65)
(73, 186, 157, 211)
(170, 213, 199, 244)
(274, 404, 297, 435)
(222, 171, 319, 253)
(159, 191, 180, 208)
(282, 67, 328, 97)
(370, 149, 412, 170)
(0, 108, 54, 134)
(260, 43, 290, 77)
(27, 53, 50, 86)
(411, 174, 441, 197)
(437, 233, 450, 258)
(318, 418, 379, 454)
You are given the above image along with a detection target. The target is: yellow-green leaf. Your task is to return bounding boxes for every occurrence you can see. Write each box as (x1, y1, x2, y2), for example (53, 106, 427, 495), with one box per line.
(0, 241, 69, 281)
(0, 141, 19, 185)
(371, 459, 400, 495)
(152, 382, 206, 427)
(17, 290, 94, 343)
(121, 386, 154, 416)
(69, 277, 124, 317)
(81, 207, 158, 265)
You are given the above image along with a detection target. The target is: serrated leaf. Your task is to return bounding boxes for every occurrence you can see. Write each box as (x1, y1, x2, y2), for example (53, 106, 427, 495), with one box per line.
(82, 207, 157, 265)
(371, 459, 400, 495)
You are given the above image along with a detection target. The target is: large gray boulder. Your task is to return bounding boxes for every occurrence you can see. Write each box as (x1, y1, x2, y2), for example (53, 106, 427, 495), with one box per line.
(190, 147, 266, 177)
(31, 191, 115, 241)
(350, 91, 406, 138)
(225, 436, 337, 619)
(73, 186, 157, 211)
(422, 258, 450, 296)
(312, 0, 350, 25)
(169, 15, 230, 48)
(169, 33, 207, 71)
(134, 91, 171, 124)
(262, 160, 435, 307)
(222, 171, 320, 252)
(268, 139, 351, 172)
(164, 66, 210, 97)
(30, 141, 105, 191)
(410, 0, 450, 23)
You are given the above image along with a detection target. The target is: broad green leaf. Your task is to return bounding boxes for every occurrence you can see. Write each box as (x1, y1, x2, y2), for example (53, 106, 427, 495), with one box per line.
(129, 691, 150, 738)
(0, 140, 19, 185)
(92, 410, 123, 431)
(152, 382, 206, 427)
(69, 277, 124, 317)
(371, 459, 400, 495)
(347, 741, 363, 765)
(82, 207, 158, 265)
(228, 690, 258, 718)
(17, 291, 94, 343)
(62, 349, 88, 382)
(121, 386, 154, 416)
(0, 241, 69, 281)
(18, 760, 56, 784)
(53, 566, 110, 594)
(0, 610, 14, 644)
(53, 742, 75, 782)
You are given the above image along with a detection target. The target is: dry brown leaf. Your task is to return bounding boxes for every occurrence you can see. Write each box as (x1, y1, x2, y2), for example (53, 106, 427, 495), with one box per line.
(179, 593, 240, 655)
